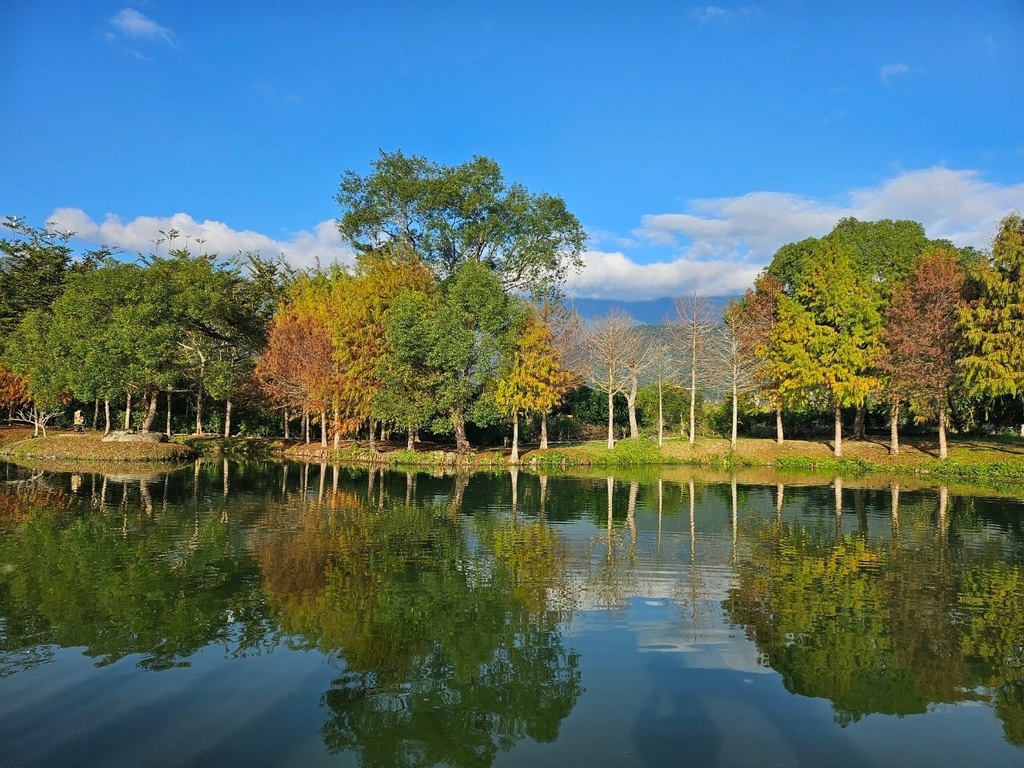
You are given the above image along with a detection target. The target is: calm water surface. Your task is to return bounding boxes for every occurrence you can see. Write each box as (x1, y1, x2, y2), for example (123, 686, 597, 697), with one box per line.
(0, 460, 1022, 767)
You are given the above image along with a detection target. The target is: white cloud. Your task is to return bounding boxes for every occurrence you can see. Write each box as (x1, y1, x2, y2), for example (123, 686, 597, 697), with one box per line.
(46, 209, 353, 272)
(566, 250, 760, 302)
(48, 168, 1024, 302)
(108, 8, 175, 46)
(879, 63, 911, 84)
(573, 167, 1024, 301)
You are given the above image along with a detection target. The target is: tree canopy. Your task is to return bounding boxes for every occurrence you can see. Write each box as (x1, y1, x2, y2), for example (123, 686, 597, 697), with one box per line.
(336, 150, 586, 297)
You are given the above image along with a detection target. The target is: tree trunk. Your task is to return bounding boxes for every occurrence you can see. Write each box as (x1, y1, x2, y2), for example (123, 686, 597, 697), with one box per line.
(453, 411, 470, 453)
(407, 427, 415, 451)
(195, 383, 204, 435)
(302, 408, 309, 444)
(730, 376, 738, 450)
(104, 399, 111, 435)
(368, 418, 376, 453)
(142, 389, 158, 432)
(540, 411, 549, 449)
(657, 378, 664, 447)
(333, 407, 341, 449)
(449, 471, 469, 510)
(689, 364, 697, 445)
(937, 396, 948, 460)
(853, 403, 866, 441)
(510, 413, 520, 463)
(93, 398, 99, 430)
(889, 400, 900, 456)
(775, 403, 784, 445)
(124, 391, 133, 431)
(606, 385, 615, 450)
(224, 399, 232, 438)
(834, 401, 843, 458)
(166, 390, 172, 436)
(283, 408, 290, 440)
(626, 375, 639, 439)
(320, 409, 328, 447)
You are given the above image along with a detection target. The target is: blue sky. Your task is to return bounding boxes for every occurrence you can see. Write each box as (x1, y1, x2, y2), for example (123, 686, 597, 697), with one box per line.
(3, 1, 1023, 300)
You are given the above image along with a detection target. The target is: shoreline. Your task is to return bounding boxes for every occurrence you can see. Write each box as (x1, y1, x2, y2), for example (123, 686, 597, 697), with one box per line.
(3, 427, 1024, 491)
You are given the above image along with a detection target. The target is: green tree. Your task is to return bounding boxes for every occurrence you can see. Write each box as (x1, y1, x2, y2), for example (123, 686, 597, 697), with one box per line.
(767, 218, 940, 300)
(375, 288, 445, 449)
(0, 217, 105, 352)
(336, 150, 586, 297)
(790, 243, 883, 456)
(959, 214, 1024, 409)
(378, 261, 524, 452)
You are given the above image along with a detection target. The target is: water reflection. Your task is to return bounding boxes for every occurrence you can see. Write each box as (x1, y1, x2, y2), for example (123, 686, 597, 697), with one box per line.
(0, 460, 1022, 765)
(723, 481, 1024, 746)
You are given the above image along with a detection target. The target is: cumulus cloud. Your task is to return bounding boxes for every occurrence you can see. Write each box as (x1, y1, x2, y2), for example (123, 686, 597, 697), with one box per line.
(879, 63, 911, 84)
(48, 168, 1024, 302)
(108, 8, 176, 46)
(566, 250, 761, 302)
(573, 167, 1024, 301)
(46, 209, 353, 271)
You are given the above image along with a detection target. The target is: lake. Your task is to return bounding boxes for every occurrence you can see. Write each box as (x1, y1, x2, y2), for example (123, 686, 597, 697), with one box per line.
(1, 459, 1022, 767)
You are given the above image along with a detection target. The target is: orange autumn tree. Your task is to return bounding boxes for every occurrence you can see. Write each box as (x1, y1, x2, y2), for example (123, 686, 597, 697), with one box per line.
(495, 307, 574, 462)
(256, 278, 338, 444)
(0, 362, 30, 419)
(882, 249, 968, 459)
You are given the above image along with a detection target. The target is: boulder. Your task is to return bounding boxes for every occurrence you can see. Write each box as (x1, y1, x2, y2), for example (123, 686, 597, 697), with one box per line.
(101, 430, 169, 443)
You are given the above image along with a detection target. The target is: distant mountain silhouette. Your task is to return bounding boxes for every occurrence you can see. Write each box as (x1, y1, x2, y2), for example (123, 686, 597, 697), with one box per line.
(566, 296, 734, 324)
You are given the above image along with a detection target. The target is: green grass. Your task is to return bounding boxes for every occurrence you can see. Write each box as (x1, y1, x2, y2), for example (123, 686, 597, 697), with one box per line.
(526, 438, 671, 469)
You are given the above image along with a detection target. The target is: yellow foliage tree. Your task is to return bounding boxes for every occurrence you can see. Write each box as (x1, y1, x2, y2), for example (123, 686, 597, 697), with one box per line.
(495, 309, 573, 462)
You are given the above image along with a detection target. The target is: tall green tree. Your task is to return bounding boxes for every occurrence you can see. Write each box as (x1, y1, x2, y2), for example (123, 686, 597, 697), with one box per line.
(146, 243, 286, 435)
(770, 243, 883, 456)
(336, 150, 586, 297)
(767, 218, 940, 299)
(378, 261, 525, 453)
(0, 217, 105, 351)
(959, 213, 1024, 411)
(375, 288, 445, 449)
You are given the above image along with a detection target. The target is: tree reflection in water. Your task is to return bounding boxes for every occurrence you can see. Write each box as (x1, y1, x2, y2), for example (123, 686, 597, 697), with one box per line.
(254, 488, 583, 768)
(724, 484, 1024, 745)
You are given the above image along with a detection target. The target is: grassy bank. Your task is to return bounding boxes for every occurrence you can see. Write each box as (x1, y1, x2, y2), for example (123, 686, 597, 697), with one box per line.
(5, 425, 1024, 490)
(1, 428, 195, 462)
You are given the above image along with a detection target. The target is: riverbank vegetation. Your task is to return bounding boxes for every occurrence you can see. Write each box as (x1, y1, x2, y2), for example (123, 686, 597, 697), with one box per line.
(2, 153, 1024, 466)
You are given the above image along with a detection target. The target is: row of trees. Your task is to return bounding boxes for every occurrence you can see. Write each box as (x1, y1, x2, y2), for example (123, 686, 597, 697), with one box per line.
(1, 152, 590, 454)
(712, 215, 1024, 458)
(3, 153, 1023, 455)
(0, 219, 290, 436)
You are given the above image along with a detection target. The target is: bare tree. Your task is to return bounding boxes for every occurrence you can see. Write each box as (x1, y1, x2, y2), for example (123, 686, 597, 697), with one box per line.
(710, 309, 759, 449)
(12, 408, 60, 437)
(647, 341, 681, 446)
(576, 309, 633, 449)
(623, 325, 655, 439)
(670, 290, 717, 444)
